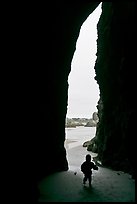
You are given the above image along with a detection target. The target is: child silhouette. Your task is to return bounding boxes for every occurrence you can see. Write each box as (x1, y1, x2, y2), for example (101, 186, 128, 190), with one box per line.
(81, 154, 98, 187)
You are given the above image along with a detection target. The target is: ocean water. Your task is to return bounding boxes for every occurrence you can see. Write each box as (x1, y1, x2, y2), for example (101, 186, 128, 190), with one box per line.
(65, 126, 96, 149)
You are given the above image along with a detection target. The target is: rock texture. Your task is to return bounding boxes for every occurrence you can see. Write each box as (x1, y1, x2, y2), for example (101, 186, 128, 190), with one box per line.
(94, 2, 136, 175)
(27, 2, 100, 202)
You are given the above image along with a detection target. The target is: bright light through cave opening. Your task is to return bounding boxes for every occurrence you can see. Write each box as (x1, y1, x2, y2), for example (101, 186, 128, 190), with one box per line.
(65, 3, 102, 171)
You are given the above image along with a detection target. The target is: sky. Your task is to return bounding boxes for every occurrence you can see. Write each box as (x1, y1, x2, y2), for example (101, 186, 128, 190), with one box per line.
(66, 3, 102, 119)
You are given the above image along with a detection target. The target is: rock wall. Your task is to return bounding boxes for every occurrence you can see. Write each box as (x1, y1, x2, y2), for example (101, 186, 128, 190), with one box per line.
(28, 2, 100, 201)
(94, 2, 136, 176)
(33, 1, 100, 177)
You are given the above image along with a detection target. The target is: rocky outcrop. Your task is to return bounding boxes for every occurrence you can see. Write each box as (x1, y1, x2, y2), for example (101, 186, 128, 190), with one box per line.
(83, 136, 98, 153)
(84, 119, 97, 127)
(84, 112, 99, 127)
(92, 112, 99, 121)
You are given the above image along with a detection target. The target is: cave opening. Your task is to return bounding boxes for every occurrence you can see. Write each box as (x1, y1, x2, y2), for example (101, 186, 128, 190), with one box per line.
(65, 3, 102, 171)
(34, 2, 136, 202)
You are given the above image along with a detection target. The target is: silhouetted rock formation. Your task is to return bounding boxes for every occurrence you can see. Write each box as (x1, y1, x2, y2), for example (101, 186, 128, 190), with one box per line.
(94, 2, 136, 176)
(83, 136, 98, 153)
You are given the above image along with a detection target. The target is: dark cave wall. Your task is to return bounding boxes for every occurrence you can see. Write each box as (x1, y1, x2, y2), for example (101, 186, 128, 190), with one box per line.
(94, 2, 136, 174)
(31, 2, 100, 180)
(30, 3, 100, 199)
